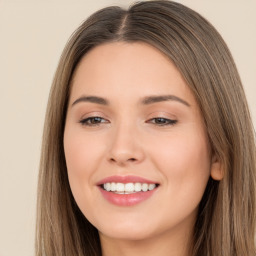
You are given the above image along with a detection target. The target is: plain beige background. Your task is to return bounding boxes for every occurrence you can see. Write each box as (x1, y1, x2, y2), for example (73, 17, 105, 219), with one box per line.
(0, 0, 255, 255)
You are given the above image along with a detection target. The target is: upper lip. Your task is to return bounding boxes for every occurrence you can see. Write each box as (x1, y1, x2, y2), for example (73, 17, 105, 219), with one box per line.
(97, 175, 159, 185)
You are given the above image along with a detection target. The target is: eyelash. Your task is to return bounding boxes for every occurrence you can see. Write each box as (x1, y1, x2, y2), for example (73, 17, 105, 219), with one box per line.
(79, 116, 108, 126)
(79, 116, 177, 127)
(147, 117, 178, 126)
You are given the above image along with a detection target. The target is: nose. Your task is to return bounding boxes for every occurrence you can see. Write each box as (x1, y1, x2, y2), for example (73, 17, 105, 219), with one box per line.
(107, 122, 145, 166)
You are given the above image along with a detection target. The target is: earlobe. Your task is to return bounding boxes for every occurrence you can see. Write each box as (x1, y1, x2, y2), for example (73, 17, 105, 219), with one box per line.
(210, 155, 224, 181)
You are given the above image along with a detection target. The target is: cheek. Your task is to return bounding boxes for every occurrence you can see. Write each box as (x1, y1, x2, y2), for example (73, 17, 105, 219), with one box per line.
(64, 127, 106, 176)
(63, 128, 105, 209)
(149, 128, 211, 200)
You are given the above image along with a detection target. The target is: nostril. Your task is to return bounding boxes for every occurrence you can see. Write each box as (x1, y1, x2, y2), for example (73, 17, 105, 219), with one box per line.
(109, 157, 137, 163)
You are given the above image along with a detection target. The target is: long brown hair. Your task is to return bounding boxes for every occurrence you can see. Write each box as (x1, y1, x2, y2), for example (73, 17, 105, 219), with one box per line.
(36, 1, 256, 255)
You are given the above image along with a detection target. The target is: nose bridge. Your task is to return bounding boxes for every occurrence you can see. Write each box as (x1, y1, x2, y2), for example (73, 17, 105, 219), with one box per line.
(107, 119, 144, 165)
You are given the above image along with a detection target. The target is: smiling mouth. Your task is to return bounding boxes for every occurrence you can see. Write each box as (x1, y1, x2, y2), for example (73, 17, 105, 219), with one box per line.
(98, 176, 160, 206)
(100, 182, 159, 194)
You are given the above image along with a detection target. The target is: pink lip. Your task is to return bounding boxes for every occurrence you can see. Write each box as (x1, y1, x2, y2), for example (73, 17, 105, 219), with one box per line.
(97, 175, 159, 206)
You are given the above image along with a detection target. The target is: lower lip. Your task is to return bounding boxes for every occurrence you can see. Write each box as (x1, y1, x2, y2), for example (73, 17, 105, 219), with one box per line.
(99, 187, 158, 206)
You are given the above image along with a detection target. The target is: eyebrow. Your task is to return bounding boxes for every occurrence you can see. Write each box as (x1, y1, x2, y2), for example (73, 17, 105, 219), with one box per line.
(141, 95, 190, 107)
(71, 94, 190, 107)
(71, 96, 109, 106)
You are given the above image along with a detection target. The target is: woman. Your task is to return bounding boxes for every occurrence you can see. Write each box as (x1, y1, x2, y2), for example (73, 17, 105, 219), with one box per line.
(36, 1, 256, 255)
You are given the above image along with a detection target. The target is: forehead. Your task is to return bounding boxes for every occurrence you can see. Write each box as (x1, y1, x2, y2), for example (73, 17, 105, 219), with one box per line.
(70, 42, 196, 106)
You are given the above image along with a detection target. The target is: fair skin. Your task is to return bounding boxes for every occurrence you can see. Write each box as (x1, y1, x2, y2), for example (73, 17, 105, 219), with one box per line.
(64, 42, 222, 256)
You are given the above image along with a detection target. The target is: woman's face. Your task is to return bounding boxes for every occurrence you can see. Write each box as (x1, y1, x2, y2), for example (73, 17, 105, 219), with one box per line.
(64, 42, 221, 243)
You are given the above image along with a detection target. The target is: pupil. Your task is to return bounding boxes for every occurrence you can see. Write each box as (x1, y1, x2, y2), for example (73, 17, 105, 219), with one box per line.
(156, 118, 165, 123)
(92, 117, 101, 123)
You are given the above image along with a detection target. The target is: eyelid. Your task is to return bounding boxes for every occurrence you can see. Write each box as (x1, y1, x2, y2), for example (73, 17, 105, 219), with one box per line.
(79, 111, 108, 120)
(147, 111, 177, 119)
(147, 117, 178, 126)
(79, 116, 109, 126)
(146, 112, 178, 126)
(78, 112, 110, 126)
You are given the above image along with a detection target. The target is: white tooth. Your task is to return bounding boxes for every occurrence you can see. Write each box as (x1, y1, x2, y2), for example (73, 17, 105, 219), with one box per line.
(110, 182, 116, 191)
(134, 183, 142, 192)
(142, 183, 148, 192)
(105, 183, 111, 191)
(148, 184, 156, 191)
(116, 183, 125, 192)
(104, 182, 155, 193)
(125, 183, 134, 192)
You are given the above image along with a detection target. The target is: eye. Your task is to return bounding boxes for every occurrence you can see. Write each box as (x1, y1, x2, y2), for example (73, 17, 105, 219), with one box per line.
(79, 116, 109, 126)
(148, 117, 177, 126)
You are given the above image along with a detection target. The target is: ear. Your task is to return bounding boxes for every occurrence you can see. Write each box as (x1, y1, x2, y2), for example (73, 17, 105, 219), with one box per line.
(210, 154, 224, 181)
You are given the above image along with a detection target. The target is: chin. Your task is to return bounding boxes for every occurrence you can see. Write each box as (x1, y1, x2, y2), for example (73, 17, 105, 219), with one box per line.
(99, 228, 154, 241)
(97, 218, 160, 241)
